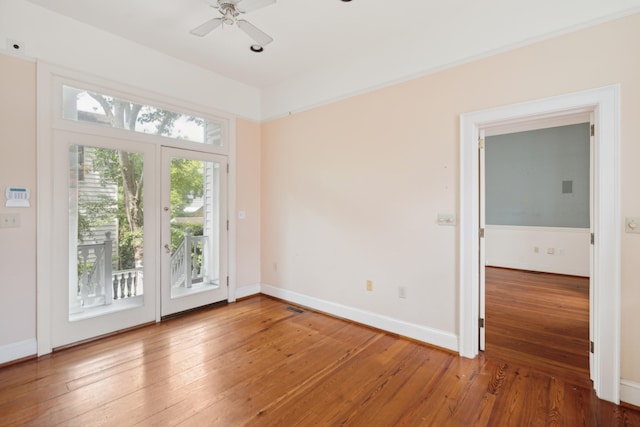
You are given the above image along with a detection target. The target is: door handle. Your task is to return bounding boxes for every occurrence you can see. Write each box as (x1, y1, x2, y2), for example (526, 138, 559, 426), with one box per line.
(164, 244, 171, 254)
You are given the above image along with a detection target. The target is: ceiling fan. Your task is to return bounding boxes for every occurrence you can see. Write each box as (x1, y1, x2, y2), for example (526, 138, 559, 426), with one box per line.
(190, 0, 276, 48)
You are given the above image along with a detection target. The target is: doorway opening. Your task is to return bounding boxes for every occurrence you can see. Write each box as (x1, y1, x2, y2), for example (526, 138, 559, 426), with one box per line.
(459, 85, 621, 404)
(481, 119, 592, 384)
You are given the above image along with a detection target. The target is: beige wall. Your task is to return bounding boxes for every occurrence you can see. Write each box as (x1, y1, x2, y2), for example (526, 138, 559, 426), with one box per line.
(261, 13, 640, 383)
(0, 54, 36, 351)
(236, 119, 261, 289)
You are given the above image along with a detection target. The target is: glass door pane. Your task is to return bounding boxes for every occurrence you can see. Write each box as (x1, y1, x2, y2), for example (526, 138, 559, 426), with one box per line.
(69, 145, 145, 320)
(161, 147, 227, 317)
(52, 131, 157, 348)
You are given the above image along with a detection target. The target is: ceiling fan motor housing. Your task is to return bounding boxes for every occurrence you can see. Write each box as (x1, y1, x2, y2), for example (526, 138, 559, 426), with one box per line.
(219, 1, 240, 25)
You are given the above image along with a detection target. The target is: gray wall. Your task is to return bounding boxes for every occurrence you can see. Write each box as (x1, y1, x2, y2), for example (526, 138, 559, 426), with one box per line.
(485, 123, 590, 228)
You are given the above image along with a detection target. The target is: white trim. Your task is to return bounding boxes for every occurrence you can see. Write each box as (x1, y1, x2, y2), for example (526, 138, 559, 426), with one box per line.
(459, 85, 621, 404)
(0, 339, 37, 365)
(621, 380, 640, 408)
(36, 60, 54, 356)
(227, 119, 238, 302)
(483, 111, 591, 137)
(235, 284, 261, 300)
(261, 284, 458, 352)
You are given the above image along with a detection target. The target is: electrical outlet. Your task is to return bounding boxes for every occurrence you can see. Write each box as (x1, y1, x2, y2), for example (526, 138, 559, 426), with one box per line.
(0, 213, 20, 228)
(547, 248, 555, 255)
(533, 246, 539, 253)
(398, 286, 407, 299)
(366, 280, 373, 291)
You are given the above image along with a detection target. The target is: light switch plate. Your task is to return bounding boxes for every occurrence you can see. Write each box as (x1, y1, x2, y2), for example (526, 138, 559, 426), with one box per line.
(0, 213, 20, 228)
(437, 213, 456, 226)
(625, 217, 640, 233)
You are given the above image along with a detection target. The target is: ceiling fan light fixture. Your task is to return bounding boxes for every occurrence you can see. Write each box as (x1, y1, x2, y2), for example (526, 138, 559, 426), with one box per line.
(222, 9, 236, 25)
(250, 44, 264, 53)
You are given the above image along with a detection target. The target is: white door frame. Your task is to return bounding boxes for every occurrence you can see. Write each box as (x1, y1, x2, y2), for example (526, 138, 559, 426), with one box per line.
(459, 85, 621, 404)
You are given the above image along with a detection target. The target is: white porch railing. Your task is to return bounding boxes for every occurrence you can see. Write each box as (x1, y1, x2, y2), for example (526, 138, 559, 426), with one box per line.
(77, 229, 208, 309)
(170, 228, 207, 289)
(77, 232, 143, 308)
(112, 269, 144, 300)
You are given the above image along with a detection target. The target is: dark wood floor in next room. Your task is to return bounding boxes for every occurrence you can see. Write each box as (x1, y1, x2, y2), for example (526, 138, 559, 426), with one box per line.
(484, 266, 591, 386)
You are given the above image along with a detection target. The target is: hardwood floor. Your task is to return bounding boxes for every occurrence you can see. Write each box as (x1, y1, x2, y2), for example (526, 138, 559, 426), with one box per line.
(484, 267, 591, 385)
(1, 295, 639, 426)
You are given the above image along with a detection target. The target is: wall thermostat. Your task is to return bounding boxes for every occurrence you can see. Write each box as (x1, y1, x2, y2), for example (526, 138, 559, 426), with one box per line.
(6, 186, 30, 207)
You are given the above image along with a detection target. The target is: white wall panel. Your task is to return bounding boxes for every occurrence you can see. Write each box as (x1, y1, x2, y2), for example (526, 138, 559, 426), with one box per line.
(485, 225, 590, 276)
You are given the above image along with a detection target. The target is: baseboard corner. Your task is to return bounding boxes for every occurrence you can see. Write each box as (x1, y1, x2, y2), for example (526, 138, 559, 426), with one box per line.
(0, 338, 37, 365)
(621, 379, 640, 407)
(234, 283, 261, 300)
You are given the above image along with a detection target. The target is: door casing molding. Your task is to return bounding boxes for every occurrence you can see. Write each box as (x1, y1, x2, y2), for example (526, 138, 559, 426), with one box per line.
(459, 85, 621, 403)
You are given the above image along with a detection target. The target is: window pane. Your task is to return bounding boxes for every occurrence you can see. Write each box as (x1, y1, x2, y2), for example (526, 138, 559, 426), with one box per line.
(69, 144, 145, 320)
(169, 157, 221, 299)
(63, 85, 223, 147)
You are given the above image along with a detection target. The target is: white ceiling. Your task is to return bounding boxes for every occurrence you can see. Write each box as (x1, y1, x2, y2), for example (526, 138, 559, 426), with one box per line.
(22, 0, 640, 97)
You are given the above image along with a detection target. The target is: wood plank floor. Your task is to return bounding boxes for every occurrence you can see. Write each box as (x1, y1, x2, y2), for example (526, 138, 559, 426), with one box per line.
(1, 295, 639, 426)
(484, 267, 591, 386)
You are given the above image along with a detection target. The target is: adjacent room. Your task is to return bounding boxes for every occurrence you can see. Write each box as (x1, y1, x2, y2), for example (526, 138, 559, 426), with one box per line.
(483, 121, 592, 383)
(1, 0, 640, 424)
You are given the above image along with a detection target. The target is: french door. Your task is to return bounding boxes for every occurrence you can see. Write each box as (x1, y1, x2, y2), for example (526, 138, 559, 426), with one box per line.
(50, 135, 228, 348)
(51, 131, 158, 348)
(160, 147, 228, 317)
(39, 71, 234, 354)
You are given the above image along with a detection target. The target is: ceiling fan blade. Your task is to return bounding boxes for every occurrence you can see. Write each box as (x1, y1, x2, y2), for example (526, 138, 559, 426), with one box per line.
(203, 0, 220, 8)
(236, 0, 276, 13)
(237, 19, 273, 45)
(190, 17, 223, 37)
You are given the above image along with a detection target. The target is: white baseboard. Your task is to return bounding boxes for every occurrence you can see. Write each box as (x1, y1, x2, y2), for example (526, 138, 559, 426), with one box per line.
(234, 284, 261, 300)
(621, 379, 640, 407)
(0, 338, 37, 364)
(260, 284, 458, 352)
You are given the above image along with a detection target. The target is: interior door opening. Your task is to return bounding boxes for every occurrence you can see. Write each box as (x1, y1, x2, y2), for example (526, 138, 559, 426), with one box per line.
(460, 85, 621, 404)
(479, 116, 593, 383)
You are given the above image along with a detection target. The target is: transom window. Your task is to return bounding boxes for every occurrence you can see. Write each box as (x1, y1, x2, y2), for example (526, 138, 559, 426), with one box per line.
(62, 85, 224, 147)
